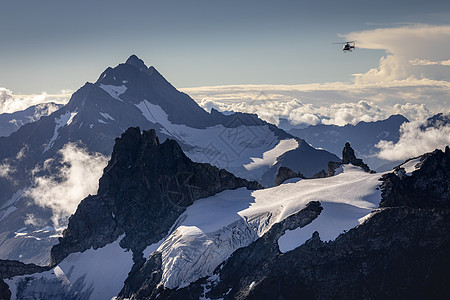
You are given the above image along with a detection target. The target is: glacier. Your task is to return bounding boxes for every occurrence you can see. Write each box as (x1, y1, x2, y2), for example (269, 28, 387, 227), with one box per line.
(155, 165, 383, 289)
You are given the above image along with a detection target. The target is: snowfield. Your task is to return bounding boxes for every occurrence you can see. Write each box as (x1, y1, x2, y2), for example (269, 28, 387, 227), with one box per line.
(136, 100, 299, 180)
(6, 165, 386, 298)
(156, 165, 383, 289)
(99, 84, 127, 101)
(6, 237, 133, 300)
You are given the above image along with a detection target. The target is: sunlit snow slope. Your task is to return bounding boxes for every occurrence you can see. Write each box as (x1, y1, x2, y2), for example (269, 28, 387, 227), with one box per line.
(154, 164, 383, 289)
(6, 237, 133, 300)
(6, 165, 385, 298)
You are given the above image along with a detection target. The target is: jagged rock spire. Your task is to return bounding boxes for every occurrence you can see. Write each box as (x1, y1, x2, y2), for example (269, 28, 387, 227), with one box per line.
(327, 142, 373, 176)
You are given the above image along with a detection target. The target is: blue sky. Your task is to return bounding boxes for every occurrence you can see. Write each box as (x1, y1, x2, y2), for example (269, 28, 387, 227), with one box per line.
(1, 0, 449, 94)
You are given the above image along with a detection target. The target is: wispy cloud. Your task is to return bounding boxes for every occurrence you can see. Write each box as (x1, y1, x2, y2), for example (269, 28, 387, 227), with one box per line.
(376, 119, 450, 161)
(0, 87, 70, 114)
(0, 162, 15, 179)
(26, 143, 108, 229)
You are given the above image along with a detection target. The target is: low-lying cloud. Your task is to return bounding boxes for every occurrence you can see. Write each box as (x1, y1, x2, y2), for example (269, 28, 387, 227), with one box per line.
(197, 97, 432, 126)
(26, 143, 108, 229)
(0, 87, 70, 114)
(376, 119, 450, 161)
(183, 24, 450, 127)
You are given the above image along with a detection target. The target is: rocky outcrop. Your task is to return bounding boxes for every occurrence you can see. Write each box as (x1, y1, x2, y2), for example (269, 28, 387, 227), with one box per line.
(275, 166, 305, 186)
(380, 146, 450, 209)
(134, 146, 450, 299)
(194, 207, 449, 300)
(0, 259, 50, 300)
(342, 142, 371, 172)
(328, 142, 373, 176)
(50, 127, 261, 265)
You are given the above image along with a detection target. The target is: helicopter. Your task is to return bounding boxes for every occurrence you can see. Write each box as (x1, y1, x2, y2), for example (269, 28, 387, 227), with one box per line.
(333, 41, 356, 52)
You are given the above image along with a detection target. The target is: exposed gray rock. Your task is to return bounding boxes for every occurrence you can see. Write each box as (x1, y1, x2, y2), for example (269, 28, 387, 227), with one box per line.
(327, 142, 373, 176)
(128, 146, 450, 299)
(0, 259, 49, 300)
(380, 146, 450, 209)
(275, 166, 305, 186)
(50, 127, 261, 265)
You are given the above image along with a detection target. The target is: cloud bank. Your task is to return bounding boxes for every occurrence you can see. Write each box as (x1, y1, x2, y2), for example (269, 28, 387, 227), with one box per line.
(376, 120, 450, 161)
(197, 98, 431, 126)
(26, 143, 108, 229)
(0, 87, 70, 114)
(183, 24, 450, 126)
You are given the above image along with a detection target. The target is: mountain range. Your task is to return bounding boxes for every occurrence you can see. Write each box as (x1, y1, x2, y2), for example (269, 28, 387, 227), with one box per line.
(0, 103, 62, 137)
(2, 130, 448, 299)
(0, 55, 448, 299)
(0, 55, 338, 265)
(287, 114, 408, 170)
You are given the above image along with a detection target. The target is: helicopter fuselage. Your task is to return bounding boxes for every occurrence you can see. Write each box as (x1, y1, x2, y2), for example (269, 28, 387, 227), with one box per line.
(343, 43, 355, 51)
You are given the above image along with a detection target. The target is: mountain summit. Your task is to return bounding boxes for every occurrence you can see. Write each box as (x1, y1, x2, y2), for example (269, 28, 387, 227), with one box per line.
(0, 55, 338, 264)
(125, 54, 148, 70)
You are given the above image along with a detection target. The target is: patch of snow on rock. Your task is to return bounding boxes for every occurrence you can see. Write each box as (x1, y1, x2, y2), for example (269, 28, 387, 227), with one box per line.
(44, 110, 78, 152)
(399, 157, 422, 175)
(244, 139, 298, 171)
(99, 84, 127, 101)
(99, 112, 115, 121)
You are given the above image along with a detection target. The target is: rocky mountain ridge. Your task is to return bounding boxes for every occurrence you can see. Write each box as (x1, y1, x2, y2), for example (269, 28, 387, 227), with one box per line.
(134, 146, 449, 299)
(51, 127, 261, 265)
(0, 55, 337, 264)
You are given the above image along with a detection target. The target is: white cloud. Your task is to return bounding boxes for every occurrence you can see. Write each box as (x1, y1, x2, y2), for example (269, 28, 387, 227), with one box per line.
(183, 79, 449, 125)
(345, 25, 450, 83)
(0, 87, 70, 114)
(26, 143, 108, 229)
(182, 24, 450, 126)
(24, 213, 47, 227)
(197, 97, 432, 127)
(376, 120, 450, 161)
(0, 163, 15, 179)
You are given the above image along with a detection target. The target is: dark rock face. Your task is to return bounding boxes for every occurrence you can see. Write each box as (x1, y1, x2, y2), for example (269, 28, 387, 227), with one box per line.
(0, 259, 49, 300)
(342, 142, 371, 172)
(275, 166, 305, 186)
(50, 127, 261, 265)
(311, 169, 327, 179)
(197, 208, 449, 300)
(342, 141, 356, 163)
(138, 146, 450, 299)
(327, 142, 372, 176)
(380, 146, 450, 209)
